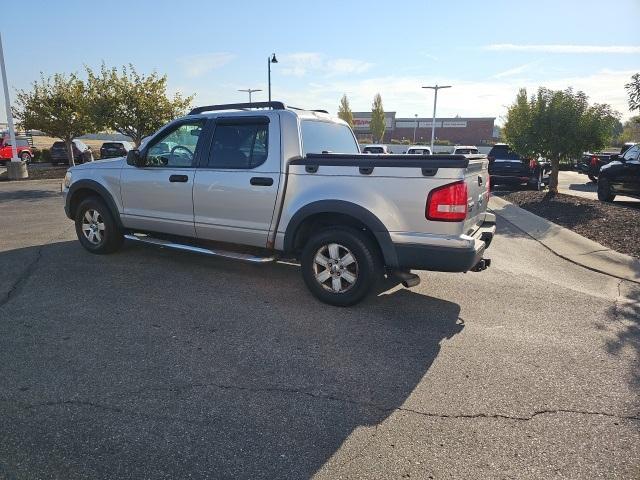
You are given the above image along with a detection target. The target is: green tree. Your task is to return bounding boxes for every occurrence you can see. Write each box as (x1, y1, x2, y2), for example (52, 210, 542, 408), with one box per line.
(370, 93, 385, 143)
(14, 73, 95, 166)
(503, 87, 619, 193)
(86, 63, 193, 146)
(625, 73, 640, 115)
(620, 116, 640, 143)
(337, 94, 354, 128)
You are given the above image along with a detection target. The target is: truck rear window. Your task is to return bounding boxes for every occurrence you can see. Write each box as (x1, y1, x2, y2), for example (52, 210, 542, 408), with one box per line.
(301, 121, 358, 155)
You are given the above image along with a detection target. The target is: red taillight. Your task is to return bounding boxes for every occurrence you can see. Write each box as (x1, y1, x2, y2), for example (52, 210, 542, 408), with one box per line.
(590, 156, 598, 167)
(426, 181, 468, 222)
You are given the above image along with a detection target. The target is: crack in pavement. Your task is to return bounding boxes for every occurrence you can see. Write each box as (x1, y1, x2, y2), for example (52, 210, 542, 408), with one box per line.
(0, 225, 74, 310)
(3, 381, 639, 424)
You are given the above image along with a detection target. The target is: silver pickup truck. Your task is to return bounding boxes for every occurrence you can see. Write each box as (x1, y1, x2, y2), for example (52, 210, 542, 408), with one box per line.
(63, 102, 495, 306)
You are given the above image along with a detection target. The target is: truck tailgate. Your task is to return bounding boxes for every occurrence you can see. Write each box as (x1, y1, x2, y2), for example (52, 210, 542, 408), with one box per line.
(463, 156, 491, 236)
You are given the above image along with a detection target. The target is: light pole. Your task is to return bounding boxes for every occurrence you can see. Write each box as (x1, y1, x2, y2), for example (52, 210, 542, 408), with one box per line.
(0, 32, 27, 179)
(238, 88, 262, 104)
(422, 84, 451, 153)
(267, 53, 278, 102)
(413, 114, 418, 143)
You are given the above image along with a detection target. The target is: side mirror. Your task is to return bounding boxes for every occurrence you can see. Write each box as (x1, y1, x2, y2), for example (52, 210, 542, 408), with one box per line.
(126, 149, 144, 167)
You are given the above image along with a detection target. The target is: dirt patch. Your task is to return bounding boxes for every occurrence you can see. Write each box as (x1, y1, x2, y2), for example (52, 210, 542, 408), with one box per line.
(0, 165, 67, 182)
(499, 190, 640, 259)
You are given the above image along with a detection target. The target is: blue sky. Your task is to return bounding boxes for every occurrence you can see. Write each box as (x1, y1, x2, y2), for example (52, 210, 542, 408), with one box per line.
(2, 0, 639, 125)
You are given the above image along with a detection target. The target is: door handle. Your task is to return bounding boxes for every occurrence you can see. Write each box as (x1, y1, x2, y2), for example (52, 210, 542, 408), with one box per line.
(169, 174, 188, 183)
(250, 177, 274, 186)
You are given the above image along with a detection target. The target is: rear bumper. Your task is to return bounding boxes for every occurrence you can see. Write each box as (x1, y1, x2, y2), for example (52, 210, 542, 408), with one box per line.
(393, 215, 496, 272)
(490, 174, 531, 185)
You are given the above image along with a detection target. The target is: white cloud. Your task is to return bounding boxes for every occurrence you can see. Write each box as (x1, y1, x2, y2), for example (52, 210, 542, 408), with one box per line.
(178, 52, 235, 78)
(272, 69, 636, 123)
(484, 44, 640, 54)
(280, 52, 372, 77)
(492, 62, 538, 79)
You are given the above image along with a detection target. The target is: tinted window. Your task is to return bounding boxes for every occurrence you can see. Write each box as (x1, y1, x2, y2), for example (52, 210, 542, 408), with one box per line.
(52, 142, 65, 148)
(301, 121, 358, 155)
(102, 143, 124, 149)
(488, 145, 520, 160)
(363, 147, 384, 154)
(407, 148, 429, 155)
(455, 148, 478, 154)
(208, 123, 268, 169)
(622, 146, 639, 161)
(146, 121, 204, 167)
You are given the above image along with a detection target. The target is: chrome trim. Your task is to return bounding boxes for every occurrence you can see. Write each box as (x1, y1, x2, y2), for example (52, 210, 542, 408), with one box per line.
(124, 234, 277, 263)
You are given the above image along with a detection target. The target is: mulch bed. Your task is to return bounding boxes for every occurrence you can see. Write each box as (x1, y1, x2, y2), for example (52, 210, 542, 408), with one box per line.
(499, 191, 640, 259)
(0, 165, 68, 181)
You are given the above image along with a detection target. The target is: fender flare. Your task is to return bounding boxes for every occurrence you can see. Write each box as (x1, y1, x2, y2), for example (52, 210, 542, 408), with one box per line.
(283, 200, 399, 268)
(66, 179, 123, 229)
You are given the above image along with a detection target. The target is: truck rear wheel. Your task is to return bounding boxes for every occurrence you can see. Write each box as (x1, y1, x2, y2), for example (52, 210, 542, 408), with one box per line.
(301, 228, 381, 307)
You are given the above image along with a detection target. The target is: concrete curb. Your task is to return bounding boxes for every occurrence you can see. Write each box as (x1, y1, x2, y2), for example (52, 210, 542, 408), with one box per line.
(489, 196, 640, 284)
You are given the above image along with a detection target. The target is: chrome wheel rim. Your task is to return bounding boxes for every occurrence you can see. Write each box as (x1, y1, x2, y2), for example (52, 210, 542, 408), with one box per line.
(81, 209, 105, 245)
(313, 243, 358, 293)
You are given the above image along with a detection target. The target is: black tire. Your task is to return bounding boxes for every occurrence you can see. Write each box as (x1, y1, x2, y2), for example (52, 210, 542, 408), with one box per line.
(588, 174, 598, 183)
(20, 152, 32, 163)
(530, 171, 543, 191)
(597, 178, 615, 202)
(301, 227, 381, 307)
(74, 196, 123, 254)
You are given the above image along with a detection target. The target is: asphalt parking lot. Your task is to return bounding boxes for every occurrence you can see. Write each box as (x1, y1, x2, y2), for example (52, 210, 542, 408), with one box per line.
(1, 180, 639, 479)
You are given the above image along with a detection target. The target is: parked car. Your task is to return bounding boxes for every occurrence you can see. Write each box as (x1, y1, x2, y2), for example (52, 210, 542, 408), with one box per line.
(50, 140, 93, 165)
(577, 151, 620, 183)
(0, 137, 34, 164)
(452, 145, 479, 155)
(487, 143, 550, 190)
(62, 101, 495, 306)
(0, 137, 33, 163)
(405, 146, 432, 155)
(597, 143, 640, 202)
(362, 144, 389, 154)
(99, 141, 135, 159)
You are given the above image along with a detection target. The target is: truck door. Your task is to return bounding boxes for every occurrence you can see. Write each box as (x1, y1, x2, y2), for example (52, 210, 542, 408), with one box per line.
(193, 115, 281, 248)
(120, 119, 207, 237)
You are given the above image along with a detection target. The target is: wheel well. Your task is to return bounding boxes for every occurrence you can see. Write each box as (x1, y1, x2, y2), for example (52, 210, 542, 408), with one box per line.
(68, 188, 103, 219)
(291, 212, 383, 261)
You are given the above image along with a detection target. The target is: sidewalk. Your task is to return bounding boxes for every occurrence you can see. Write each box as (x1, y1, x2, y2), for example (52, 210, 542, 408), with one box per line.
(490, 196, 640, 284)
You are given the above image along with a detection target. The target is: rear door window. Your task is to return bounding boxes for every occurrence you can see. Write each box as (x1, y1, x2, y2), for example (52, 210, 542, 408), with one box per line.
(302, 121, 358, 155)
(208, 122, 269, 169)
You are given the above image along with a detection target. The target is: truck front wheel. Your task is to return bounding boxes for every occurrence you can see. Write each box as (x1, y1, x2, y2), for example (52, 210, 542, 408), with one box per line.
(74, 196, 123, 254)
(301, 228, 381, 307)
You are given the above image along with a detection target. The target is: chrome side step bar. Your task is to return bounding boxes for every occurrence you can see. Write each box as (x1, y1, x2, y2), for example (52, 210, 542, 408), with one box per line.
(124, 234, 277, 264)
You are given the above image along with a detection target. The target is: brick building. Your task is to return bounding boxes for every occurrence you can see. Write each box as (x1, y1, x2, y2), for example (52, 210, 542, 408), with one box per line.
(352, 112, 496, 145)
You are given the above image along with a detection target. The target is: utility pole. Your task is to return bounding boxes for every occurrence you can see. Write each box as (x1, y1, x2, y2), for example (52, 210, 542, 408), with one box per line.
(413, 114, 418, 143)
(238, 88, 262, 104)
(0, 32, 27, 179)
(422, 84, 451, 153)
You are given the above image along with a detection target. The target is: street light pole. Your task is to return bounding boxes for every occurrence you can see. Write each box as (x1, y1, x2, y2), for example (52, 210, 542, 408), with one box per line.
(267, 53, 278, 102)
(422, 84, 451, 153)
(238, 88, 262, 104)
(0, 32, 18, 163)
(413, 114, 418, 144)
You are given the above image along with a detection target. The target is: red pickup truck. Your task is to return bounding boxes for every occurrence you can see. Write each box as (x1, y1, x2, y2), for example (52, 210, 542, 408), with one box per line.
(0, 137, 34, 164)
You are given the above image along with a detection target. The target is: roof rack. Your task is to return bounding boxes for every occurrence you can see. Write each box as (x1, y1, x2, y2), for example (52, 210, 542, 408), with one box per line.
(287, 105, 329, 114)
(189, 101, 286, 115)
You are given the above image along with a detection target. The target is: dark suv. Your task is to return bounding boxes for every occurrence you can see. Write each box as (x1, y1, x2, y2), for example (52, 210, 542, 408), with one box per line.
(597, 143, 640, 202)
(50, 140, 93, 165)
(100, 141, 134, 159)
(488, 143, 550, 190)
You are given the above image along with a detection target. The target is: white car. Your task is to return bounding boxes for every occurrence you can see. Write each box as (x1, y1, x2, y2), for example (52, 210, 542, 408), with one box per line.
(452, 146, 479, 155)
(361, 144, 389, 154)
(406, 146, 432, 155)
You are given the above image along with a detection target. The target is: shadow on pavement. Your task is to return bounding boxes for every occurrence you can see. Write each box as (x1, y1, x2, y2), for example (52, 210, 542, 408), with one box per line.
(0, 240, 463, 479)
(0, 189, 61, 202)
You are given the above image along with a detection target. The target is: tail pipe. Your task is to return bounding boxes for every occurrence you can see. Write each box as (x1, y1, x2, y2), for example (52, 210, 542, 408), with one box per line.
(394, 270, 421, 288)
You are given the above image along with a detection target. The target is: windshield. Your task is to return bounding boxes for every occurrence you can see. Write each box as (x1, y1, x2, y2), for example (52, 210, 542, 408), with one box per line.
(301, 121, 359, 155)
